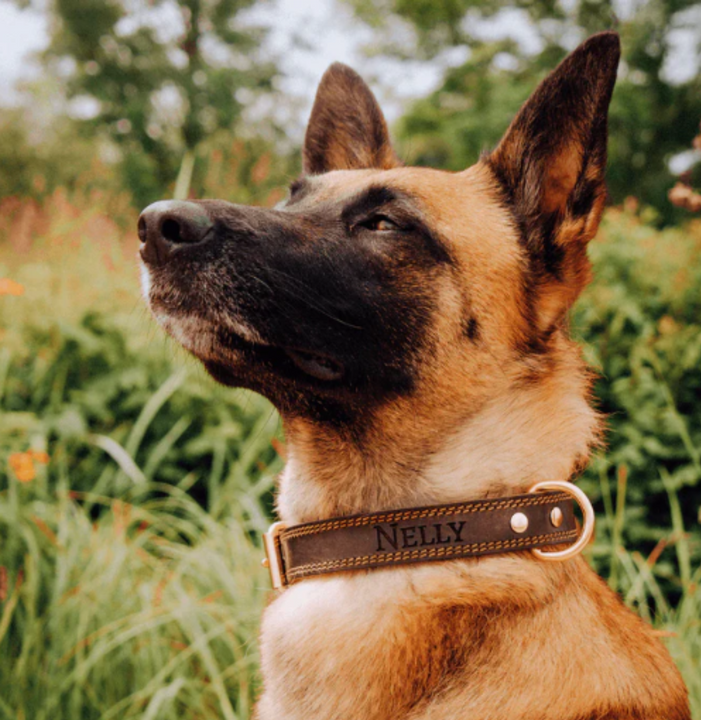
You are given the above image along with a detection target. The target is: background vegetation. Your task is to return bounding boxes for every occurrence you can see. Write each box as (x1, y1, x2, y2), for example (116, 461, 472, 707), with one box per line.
(1, 0, 700, 717)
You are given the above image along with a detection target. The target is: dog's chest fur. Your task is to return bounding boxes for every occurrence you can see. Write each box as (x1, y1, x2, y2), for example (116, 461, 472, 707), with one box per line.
(257, 561, 687, 720)
(258, 571, 485, 720)
(258, 573, 428, 719)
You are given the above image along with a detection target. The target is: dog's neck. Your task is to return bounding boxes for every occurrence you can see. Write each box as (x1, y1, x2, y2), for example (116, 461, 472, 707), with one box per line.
(277, 351, 600, 525)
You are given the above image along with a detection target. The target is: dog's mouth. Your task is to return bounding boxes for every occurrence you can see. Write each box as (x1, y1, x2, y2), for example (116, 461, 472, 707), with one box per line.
(157, 312, 346, 385)
(204, 347, 344, 386)
(283, 348, 344, 382)
(203, 344, 345, 387)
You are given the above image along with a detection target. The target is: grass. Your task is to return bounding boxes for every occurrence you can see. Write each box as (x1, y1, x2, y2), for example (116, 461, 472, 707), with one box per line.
(590, 462, 701, 711)
(1, 193, 700, 717)
(0, 481, 270, 719)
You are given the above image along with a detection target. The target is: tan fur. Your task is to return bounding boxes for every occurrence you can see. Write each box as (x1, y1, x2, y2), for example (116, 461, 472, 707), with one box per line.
(260, 561, 686, 720)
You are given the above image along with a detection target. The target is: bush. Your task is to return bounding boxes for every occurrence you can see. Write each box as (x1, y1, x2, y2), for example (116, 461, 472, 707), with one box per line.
(0, 481, 270, 719)
(575, 210, 701, 575)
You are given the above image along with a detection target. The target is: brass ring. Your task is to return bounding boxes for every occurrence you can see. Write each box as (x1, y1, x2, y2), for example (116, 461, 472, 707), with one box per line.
(528, 481, 595, 562)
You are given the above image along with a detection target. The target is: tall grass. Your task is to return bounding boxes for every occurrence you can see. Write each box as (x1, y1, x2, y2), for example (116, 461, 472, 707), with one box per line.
(0, 480, 271, 719)
(590, 462, 701, 713)
(1, 196, 700, 717)
(0, 190, 282, 718)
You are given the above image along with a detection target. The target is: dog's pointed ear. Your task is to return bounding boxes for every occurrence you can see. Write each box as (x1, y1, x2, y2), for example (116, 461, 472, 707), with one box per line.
(487, 32, 620, 332)
(303, 63, 400, 175)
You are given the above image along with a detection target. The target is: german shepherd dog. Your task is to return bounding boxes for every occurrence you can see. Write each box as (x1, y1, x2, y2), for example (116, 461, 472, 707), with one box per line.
(139, 32, 690, 720)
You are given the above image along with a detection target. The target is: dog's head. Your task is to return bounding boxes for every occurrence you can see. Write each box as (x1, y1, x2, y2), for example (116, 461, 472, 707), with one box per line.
(139, 33, 619, 439)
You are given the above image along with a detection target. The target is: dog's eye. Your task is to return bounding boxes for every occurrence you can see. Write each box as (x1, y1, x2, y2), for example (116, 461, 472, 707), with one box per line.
(361, 216, 399, 232)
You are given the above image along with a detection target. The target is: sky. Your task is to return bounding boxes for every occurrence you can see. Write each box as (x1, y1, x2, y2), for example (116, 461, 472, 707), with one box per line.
(0, 2, 48, 103)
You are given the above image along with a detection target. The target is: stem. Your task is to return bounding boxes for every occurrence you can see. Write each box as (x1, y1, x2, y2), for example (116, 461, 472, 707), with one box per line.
(173, 150, 196, 201)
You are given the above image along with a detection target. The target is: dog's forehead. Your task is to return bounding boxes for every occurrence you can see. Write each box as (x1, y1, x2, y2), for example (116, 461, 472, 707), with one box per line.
(286, 165, 520, 263)
(286, 165, 504, 223)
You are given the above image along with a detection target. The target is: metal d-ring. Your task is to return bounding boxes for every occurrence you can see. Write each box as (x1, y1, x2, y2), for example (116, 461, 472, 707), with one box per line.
(528, 480, 595, 562)
(262, 521, 288, 589)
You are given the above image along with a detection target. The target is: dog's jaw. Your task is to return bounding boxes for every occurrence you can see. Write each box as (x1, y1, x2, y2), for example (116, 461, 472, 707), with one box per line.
(139, 258, 269, 361)
(276, 336, 601, 525)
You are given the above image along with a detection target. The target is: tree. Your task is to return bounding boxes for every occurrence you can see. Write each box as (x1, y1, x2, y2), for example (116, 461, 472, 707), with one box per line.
(347, 0, 701, 224)
(38, 0, 277, 207)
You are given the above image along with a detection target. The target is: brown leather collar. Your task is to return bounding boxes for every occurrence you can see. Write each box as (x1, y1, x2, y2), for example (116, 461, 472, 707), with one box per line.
(263, 485, 592, 589)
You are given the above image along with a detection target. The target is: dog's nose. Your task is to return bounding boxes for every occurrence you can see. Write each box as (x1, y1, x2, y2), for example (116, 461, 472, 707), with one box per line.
(138, 200, 214, 265)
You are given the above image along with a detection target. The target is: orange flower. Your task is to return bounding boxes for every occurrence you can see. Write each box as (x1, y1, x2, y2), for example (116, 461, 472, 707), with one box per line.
(7, 450, 48, 483)
(0, 278, 25, 296)
(9, 452, 35, 483)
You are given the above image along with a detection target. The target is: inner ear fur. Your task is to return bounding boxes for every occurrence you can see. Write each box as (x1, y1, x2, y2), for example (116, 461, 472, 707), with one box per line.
(487, 32, 620, 333)
(303, 63, 400, 175)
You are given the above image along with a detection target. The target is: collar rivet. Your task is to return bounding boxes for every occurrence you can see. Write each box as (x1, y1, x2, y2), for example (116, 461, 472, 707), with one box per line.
(510, 512, 529, 533)
(550, 507, 564, 528)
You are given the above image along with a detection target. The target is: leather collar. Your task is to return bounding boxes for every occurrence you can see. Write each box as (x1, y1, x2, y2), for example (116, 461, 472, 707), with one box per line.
(263, 483, 594, 589)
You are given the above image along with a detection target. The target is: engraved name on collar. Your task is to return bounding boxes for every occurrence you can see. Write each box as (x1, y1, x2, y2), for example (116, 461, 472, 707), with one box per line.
(373, 521, 466, 553)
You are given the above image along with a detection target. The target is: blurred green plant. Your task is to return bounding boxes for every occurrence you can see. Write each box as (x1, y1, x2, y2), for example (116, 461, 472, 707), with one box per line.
(575, 209, 701, 563)
(586, 462, 701, 715)
(0, 109, 126, 205)
(0, 186, 283, 717)
(13, 0, 279, 208)
(0, 478, 273, 719)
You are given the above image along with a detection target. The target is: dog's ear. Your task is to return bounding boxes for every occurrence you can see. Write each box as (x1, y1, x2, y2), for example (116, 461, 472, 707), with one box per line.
(303, 63, 399, 175)
(487, 32, 620, 333)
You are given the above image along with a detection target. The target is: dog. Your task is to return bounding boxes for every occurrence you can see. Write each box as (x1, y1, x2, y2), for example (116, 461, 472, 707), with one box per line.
(138, 31, 690, 720)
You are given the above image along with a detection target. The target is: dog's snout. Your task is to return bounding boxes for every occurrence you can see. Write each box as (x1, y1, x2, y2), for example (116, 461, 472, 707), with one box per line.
(138, 200, 213, 265)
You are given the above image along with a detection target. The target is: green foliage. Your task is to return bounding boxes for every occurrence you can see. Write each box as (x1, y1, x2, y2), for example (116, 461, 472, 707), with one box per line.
(0, 110, 46, 199)
(395, 40, 534, 170)
(575, 210, 701, 563)
(586, 461, 701, 715)
(1, 311, 281, 511)
(573, 209, 701, 711)
(0, 111, 113, 202)
(0, 479, 272, 719)
(37, 0, 277, 207)
(349, 0, 701, 225)
(0, 203, 281, 716)
(193, 134, 298, 207)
